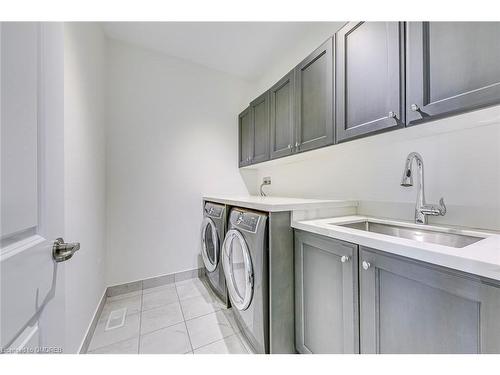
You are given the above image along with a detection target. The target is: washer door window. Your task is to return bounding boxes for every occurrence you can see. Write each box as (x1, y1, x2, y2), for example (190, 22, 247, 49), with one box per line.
(201, 217, 218, 272)
(222, 229, 253, 311)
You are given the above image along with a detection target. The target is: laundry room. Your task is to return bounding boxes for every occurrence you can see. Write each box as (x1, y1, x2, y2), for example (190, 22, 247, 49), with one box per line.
(2, 1, 500, 374)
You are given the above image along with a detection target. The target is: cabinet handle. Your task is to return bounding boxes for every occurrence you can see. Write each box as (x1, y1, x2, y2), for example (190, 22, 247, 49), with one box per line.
(362, 261, 371, 270)
(388, 111, 396, 118)
(340, 255, 350, 263)
(410, 104, 420, 112)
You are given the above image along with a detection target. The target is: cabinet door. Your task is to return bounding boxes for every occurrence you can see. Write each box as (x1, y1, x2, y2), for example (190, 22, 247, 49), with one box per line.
(270, 71, 295, 159)
(238, 107, 252, 167)
(250, 91, 270, 164)
(294, 38, 334, 153)
(295, 231, 359, 354)
(336, 22, 405, 142)
(359, 247, 500, 353)
(407, 22, 500, 125)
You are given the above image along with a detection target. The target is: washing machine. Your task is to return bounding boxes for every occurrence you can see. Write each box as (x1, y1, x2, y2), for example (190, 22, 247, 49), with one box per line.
(201, 202, 229, 307)
(222, 207, 268, 354)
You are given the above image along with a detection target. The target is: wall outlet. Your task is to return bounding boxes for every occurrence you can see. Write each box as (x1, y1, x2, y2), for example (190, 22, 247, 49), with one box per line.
(262, 177, 271, 185)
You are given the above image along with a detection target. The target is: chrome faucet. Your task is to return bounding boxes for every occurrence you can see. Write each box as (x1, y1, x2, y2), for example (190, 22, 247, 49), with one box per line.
(401, 152, 446, 224)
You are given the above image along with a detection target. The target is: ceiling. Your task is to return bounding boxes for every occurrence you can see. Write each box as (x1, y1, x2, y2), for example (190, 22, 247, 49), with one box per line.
(102, 22, 344, 82)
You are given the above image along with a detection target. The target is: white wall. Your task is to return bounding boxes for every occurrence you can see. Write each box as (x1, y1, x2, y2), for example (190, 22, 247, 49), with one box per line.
(63, 23, 107, 353)
(105, 39, 255, 286)
(250, 108, 500, 231)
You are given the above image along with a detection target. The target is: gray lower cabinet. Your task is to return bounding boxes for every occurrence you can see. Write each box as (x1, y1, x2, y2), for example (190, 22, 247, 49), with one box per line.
(407, 22, 500, 125)
(359, 247, 500, 353)
(295, 230, 359, 354)
(238, 107, 252, 167)
(250, 91, 270, 164)
(294, 38, 334, 153)
(336, 22, 405, 142)
(269, 71, 295, 159)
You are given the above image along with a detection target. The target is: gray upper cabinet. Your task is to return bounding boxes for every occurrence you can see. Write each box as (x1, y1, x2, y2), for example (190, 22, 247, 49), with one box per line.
(359, 247, 500, 354)
(407, 22, 500, 125)
(336, 22, 405, 142)
(249, 91, 270, 164)
(295, 230, 359, 354)
(239, 22, 500, 167)
(294, 38, 334, 152)
(269, 71, 295, 159)
(238, 107, 252, 167)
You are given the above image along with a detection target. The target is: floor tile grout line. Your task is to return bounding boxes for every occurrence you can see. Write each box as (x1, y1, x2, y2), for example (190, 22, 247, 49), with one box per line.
(176, 290, 220, 303)
(142, 283, 177, 296)
(139, 319, 185, 337)
(174, 281, 194, 353)
(135, 307, 226, 340)
(183, 307, 224, 322)
(191, 330, 235, 352)
(141, 297, 183, 313)
(191, 332, 245, 353)
(86, 336, 139, 354)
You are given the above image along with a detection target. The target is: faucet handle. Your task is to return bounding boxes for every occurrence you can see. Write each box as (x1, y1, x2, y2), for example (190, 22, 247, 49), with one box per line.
(438, 197, 447, 216)
(420, 198, 447, 217)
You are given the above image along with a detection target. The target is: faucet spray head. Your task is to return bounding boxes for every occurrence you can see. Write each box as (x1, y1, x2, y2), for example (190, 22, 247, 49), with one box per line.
(401, 160, 414, 187)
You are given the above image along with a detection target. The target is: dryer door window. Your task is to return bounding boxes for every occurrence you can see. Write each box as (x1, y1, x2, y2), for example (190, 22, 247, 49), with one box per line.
(201, 217, 218, 272)
(222, 229, 253, 311)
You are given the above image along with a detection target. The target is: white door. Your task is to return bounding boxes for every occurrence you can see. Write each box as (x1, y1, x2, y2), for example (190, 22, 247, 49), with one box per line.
(1, 22, 71, 354)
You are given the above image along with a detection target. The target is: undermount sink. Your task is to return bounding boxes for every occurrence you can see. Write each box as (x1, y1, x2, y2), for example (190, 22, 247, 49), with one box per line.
(336, 220, 485, 248)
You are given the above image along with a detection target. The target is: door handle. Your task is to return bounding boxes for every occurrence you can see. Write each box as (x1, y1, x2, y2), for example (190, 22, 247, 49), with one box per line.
(52, 238, 80, 262)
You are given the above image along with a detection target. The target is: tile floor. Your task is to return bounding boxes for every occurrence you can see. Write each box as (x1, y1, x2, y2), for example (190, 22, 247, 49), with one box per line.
(86, 277, 254, 354)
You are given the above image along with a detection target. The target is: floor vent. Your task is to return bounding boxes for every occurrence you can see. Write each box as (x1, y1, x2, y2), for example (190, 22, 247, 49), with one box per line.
(105, 308, 127, 331)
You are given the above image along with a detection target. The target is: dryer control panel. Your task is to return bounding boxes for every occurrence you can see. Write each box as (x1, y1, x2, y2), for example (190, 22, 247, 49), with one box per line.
(231, 210, 262, 233)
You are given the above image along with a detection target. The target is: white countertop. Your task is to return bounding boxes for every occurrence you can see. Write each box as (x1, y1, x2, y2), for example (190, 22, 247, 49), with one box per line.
(292, 215, 500, 281)
(203, 195, 357, 212)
